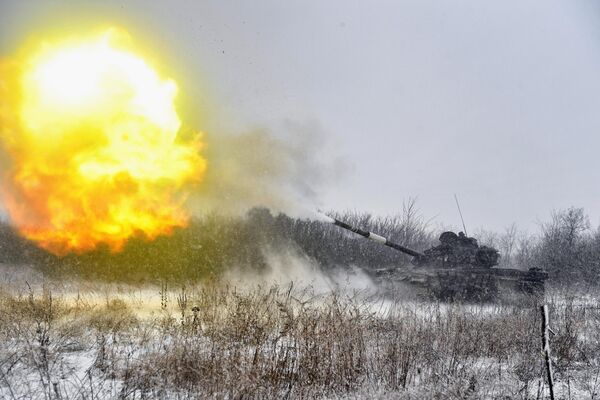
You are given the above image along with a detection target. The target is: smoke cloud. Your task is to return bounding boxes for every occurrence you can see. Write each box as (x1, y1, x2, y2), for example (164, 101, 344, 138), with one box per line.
(186, 120, 348, 219)
(223, 245, 376, 295)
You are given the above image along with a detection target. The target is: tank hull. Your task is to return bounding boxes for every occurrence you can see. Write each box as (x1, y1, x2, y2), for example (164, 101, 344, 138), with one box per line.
(368, 265, 547, 302)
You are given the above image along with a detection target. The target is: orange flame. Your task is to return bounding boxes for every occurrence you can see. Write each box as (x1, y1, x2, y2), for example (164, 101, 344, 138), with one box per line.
(0, 29, 207, 255)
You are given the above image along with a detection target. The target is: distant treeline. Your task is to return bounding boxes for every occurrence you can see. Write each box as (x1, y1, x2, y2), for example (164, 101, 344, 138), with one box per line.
(1, 203, 599, 286)
(474, 207, 600, 287)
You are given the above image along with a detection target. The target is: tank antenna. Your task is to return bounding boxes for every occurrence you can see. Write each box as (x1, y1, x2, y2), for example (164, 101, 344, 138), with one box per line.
(454, 194, 468, 236)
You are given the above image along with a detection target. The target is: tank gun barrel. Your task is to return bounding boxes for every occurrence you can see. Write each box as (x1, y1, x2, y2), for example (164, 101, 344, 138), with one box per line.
(330, 217, 425, 258)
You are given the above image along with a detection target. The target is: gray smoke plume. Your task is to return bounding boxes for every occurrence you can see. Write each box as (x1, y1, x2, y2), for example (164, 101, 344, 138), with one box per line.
(186, 120, 349, 218)
(223, 245, 376, 295)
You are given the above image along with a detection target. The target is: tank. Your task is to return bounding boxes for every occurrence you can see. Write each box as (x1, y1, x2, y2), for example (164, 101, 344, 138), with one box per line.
(330, 217, 547, 301)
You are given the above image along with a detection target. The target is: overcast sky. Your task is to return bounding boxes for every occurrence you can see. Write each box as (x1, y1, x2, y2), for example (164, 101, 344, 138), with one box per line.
(2, 0, 600, 232)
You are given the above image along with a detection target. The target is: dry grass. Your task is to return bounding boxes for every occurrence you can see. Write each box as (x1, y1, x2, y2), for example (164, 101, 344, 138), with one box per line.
(0, 283, 599, 399)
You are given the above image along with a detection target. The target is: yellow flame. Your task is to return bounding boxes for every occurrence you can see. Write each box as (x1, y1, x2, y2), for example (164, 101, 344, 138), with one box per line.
(0, 28, 207, 255)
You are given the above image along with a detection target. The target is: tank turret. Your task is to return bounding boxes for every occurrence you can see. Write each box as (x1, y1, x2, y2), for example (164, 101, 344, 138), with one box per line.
(415, 231, 500, 268)
(332, 217, 499, 269)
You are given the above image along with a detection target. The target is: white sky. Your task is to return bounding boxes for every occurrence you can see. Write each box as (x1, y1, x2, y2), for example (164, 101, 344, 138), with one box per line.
(2, 0, 600, 232)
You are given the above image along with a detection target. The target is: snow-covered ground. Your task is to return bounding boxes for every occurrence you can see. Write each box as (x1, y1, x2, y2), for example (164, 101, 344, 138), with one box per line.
(1, 264, 600, 399)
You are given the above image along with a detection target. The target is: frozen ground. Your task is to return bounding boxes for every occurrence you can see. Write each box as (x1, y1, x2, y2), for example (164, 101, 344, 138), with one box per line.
(1, 264, 600, 399)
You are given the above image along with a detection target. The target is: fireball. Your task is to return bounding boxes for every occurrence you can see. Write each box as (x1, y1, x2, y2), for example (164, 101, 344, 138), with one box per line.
(0, 29, 207, 255)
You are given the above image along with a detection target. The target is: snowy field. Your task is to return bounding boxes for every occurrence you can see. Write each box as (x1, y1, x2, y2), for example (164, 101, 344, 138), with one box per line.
(1, 265, 600, 399)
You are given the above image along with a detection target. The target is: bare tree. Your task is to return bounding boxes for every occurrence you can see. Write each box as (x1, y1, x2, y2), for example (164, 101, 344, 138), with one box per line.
(498, 223, 518, 268)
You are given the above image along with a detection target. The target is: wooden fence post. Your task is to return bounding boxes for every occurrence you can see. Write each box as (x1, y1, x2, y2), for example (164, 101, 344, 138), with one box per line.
(541, 304, 555, 400)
